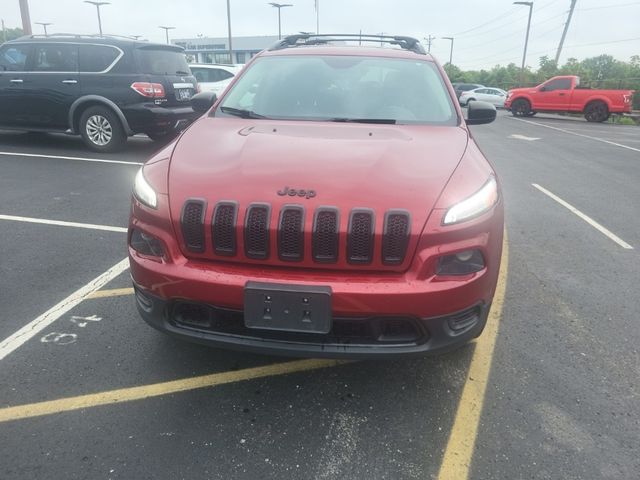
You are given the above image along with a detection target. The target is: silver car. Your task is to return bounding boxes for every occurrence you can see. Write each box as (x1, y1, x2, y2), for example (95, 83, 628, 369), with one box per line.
(459, 87, 508, 108)
(189, 64, 243, 96)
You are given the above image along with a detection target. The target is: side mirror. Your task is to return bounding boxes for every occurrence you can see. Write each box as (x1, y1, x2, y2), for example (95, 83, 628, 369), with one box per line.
(191, 91, 217, 114)
(466, 101, 496, 125)
(539, 86, 547, 92)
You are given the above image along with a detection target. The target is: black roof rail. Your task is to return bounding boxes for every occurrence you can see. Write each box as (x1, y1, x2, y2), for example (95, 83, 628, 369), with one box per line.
(268, 33, 427, 55)
(19, 33, 141, 41)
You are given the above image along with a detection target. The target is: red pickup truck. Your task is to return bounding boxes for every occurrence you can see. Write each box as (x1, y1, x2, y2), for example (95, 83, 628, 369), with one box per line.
(504, 75, 634, 122)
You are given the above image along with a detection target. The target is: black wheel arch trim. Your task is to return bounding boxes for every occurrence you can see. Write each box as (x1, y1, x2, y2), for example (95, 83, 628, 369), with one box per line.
(69, 95, 133, 136)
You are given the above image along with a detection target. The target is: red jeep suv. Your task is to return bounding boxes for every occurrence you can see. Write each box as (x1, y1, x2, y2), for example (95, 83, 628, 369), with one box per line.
(128, 34, 504, 358)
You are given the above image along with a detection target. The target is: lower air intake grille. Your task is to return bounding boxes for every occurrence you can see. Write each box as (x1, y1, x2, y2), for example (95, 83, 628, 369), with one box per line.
(278, 206, 304, 261)
(348, 209, 374, 264)
(212, 202, 237, 256)
(244, 204, 270, 259)
(313, 208, 339, 263)
(382, 211, 410, 265)
(181, 200, 206, 252)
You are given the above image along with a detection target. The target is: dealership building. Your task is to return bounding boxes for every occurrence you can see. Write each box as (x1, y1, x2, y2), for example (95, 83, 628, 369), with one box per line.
(172, 35, 280, 64)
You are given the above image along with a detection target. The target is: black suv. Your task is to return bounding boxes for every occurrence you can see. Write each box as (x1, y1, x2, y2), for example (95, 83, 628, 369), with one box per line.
(0, 34, 199, 152)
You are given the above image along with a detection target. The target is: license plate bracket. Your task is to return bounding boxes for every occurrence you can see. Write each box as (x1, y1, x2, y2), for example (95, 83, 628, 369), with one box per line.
(244, 282, 332, 334)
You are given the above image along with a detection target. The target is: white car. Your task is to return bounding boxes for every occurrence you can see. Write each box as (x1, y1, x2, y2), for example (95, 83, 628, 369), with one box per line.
(189, 64, 243, 96)
(459, 87, 508, 108)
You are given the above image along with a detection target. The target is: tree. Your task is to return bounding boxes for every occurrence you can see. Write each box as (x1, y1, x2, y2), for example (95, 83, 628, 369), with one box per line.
(537, 56, 558, 82)
(2, 27, 24, 42)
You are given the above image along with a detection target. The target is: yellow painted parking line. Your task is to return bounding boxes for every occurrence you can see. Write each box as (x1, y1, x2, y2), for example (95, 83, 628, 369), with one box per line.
(0, 359, 348, 424)
(87, 287, 135, 299)
(438, 233, 509, 480)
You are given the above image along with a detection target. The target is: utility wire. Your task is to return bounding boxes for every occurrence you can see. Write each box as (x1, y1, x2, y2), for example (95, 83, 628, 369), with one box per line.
(453, 0, 557, 39)
(454, 11, 568, 53)
(577, 1, 640, 11)
(459, 36, 640, 70)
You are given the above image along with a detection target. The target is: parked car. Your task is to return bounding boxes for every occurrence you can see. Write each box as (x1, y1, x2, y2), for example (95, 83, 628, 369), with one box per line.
(459, 87, 508, 108)
(452, 82, 484, 100)
(0, 34, 199, 151)
(190, 63, 242, 96)
(505, 75, 635, 122)
(129, 33, 503, 358)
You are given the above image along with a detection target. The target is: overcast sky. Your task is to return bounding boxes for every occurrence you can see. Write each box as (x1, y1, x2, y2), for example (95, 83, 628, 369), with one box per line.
(3, 0, 639, 70)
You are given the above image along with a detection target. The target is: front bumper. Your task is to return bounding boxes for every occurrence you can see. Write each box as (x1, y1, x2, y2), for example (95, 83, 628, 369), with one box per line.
(133, 283, 491, 358)
(123, 103, 200, 135)
(128, 186, 504, 358)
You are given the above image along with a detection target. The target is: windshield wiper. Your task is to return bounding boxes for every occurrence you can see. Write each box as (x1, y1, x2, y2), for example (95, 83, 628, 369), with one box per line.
(176, 70, 190, 75)
(328, 118, 397, 124)
(219, 106, 267, 119)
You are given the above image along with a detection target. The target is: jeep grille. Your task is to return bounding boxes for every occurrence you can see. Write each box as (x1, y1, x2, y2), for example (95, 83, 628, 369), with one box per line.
(180, 201, 412, 268)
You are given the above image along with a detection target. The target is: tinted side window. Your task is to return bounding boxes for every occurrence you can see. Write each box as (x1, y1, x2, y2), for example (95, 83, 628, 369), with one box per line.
(544, 78, 572, 91)
(79, 45, 120, 72)
(191, 67, 207, 83)
(0, 45, 31, 71)
(33, 44, 78, 72)
(209, 68, 234, 82)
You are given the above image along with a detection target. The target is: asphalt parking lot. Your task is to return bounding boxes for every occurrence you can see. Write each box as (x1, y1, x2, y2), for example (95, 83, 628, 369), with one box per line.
(1, 112, 638, 479)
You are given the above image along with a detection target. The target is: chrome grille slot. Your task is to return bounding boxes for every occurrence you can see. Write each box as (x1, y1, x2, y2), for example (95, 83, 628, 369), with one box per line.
(313, 208, 339, 263)
(278, 206, 305, 261)
(212, 202, 238, 256)
(181, 199, 206, 253)
(244, 203, 270, 259)
(382, 210, 410, 265)
(347, 209, 374, 264)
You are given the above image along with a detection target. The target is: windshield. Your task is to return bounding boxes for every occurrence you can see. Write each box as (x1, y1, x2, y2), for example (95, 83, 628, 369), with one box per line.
(218, 55, 457, 125)
(135, 47, 190, 75)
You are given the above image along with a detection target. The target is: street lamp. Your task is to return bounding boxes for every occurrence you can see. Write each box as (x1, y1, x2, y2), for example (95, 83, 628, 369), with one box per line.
(441, 36, 454, 70)
(514, 1, 533, 73)
(226, 0, 233, 64)
(84, 1, 110, 37)
(35, 22, 52, 36)
(268, 3, 293, 40)
(159, 26, 175, 44)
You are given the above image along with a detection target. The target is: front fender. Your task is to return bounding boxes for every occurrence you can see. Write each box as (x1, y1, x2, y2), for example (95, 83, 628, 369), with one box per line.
(506, 94, 533, 109)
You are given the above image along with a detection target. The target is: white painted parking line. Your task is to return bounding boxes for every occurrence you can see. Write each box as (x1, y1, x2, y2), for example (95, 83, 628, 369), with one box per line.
(0, 151, 143, 166)
(509, 134, 540, 141)
(0, 214, 127, 233)
(509, 118, 640, 153)
(0, 258, 129, 361)
(532, 184, 634, 250)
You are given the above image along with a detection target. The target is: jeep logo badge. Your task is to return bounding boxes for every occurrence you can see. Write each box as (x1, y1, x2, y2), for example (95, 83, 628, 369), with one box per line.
(277, 186, 317, 199)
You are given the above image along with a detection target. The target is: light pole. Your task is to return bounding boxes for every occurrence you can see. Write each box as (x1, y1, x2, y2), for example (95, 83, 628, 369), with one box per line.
(19, 0, 32, 35)
(84, 1, 110, 37)
(268, 3, 293, 40)
(514, 1, 533, 74)
(226, 0, 233, 63)
(441, 36, 454, 70)
(159, 26, 175, 44)
(424, 35, 435, 53)
(35, 22, 52, 36)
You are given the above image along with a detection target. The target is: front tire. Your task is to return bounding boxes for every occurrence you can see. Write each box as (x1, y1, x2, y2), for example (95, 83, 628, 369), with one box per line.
(584, 101, 609, 122)
(79, 106, 126, 153)
(511, 99, 531, 117)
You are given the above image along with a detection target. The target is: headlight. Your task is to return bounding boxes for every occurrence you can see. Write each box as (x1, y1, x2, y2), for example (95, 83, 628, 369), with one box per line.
(133, 168, 157, 209)
(443, 177, 498, 225)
